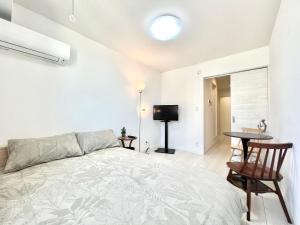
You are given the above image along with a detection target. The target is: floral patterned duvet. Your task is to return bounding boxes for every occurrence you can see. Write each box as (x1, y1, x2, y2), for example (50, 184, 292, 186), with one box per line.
(0, 148, 246, 225)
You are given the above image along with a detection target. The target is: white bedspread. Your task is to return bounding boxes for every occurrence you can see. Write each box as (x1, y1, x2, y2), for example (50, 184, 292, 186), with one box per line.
(0, 148, 246, 225)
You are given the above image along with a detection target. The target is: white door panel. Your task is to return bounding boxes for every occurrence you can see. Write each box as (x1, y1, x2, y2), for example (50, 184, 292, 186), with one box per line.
(231, 68, 269, 141)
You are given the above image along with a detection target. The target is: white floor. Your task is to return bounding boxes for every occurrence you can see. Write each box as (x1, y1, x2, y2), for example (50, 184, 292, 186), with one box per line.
(149, 140, 291, 225)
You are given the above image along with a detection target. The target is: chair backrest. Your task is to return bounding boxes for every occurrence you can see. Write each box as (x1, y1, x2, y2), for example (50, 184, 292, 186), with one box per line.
(242, 127, 263, 134)
(242, 142, 293, 180)
(234, 128, 262, 146)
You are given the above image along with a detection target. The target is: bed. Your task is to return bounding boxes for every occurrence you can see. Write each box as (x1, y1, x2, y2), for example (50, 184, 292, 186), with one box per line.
(0, 147, 246, 225)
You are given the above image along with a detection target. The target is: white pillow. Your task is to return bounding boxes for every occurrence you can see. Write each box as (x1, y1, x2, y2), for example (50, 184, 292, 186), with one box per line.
(76, 129, 120, 154)
(4, 133, 83, 173)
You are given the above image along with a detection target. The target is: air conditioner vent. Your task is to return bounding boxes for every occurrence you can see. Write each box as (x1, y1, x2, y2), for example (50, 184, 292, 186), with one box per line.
(0, 18, 70, 65)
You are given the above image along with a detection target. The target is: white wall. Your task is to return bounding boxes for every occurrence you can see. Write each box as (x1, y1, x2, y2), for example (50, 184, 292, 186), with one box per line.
(0, 5, 161, 151)
(161, 47, 269, 154)
(269, 0, 300, 223)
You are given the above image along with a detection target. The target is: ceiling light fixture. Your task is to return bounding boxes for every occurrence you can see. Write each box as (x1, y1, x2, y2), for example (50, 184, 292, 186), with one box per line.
(69, 0, 77, 23)
(150, 15, 183, 41)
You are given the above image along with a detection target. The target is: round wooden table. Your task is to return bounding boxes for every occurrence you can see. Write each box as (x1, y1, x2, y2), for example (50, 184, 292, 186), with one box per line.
(223, 132, 273, 160)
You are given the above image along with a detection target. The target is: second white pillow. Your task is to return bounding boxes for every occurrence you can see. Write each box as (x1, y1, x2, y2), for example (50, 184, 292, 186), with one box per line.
(76, 129, 120, 154)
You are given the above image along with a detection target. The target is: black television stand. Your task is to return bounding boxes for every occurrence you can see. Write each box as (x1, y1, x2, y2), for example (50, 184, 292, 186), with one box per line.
(155, 120, 175, 154)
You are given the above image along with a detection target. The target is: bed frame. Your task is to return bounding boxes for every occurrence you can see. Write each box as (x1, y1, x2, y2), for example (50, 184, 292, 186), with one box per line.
(0, 147, 8, 168)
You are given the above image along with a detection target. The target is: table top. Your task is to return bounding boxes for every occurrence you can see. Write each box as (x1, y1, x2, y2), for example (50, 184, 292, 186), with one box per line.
(223, 132, 273, 140)
(118, 136, 137, 141)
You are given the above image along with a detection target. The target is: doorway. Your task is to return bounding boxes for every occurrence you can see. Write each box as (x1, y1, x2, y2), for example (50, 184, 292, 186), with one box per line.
(219, 97, 231, 141)
(204, 75, 231, 152)
(203, 67, 269, 153)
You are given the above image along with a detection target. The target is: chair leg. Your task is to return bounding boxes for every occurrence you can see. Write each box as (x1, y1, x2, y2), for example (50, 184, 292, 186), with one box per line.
(229, 150, 235, 162)
(227, 169, 232, 181)
(273, 181, 292, 224)
(255, 180, 258, 196)
(247, 179, 251, 221)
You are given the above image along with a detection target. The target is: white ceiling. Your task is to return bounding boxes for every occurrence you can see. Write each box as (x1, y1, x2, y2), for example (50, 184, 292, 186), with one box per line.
(15, 0, 281, 72)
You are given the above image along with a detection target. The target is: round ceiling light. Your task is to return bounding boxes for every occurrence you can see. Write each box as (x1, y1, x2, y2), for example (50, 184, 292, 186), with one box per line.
(150, 15, 183, 41)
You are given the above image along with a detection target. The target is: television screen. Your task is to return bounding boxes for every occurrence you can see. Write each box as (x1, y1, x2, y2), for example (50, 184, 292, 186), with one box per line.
(153, 105, 178, 121)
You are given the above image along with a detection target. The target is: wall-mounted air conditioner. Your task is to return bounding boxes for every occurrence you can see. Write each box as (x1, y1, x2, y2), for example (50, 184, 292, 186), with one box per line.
(0, 18, 71, 65)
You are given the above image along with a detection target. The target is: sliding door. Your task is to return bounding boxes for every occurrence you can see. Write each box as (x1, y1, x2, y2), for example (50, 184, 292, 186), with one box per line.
(231, 68, 269, 137)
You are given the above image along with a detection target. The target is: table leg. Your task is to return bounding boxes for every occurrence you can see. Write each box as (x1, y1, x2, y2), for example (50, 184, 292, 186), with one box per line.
(121, 140, 125, 148)
(241, 138, 250, 161)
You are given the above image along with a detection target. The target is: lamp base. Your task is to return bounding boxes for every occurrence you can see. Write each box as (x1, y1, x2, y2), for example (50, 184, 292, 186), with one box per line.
(155, 148, 175, 154)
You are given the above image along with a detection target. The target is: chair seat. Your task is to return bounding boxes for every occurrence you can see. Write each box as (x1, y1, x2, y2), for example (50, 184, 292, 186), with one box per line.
(227, 162, 283, 181)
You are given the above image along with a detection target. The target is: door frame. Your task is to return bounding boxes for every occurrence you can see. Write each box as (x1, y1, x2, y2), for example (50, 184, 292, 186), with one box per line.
(202, 66, 269, 154)
(203, 77, 219, 152)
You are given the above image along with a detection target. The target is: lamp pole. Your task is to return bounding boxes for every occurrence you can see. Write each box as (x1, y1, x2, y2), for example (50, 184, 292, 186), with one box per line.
(138, 90, 142, 152)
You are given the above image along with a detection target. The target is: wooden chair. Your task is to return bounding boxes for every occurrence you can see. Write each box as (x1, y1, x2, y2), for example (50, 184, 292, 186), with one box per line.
(227, 142, 293, 223)
(229, 127, 263, 162)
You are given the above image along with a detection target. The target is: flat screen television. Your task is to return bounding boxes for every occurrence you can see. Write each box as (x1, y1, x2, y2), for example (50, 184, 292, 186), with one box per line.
(153, 105, 178, 121)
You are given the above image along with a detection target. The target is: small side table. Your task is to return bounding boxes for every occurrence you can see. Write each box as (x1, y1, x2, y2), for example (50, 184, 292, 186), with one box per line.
(118, 136, 137, 150)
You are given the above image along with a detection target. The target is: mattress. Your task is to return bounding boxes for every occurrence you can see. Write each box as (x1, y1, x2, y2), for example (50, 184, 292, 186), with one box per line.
(0, 148, 247, 225)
